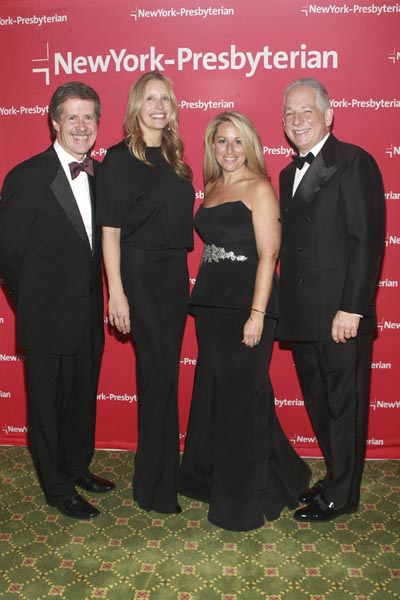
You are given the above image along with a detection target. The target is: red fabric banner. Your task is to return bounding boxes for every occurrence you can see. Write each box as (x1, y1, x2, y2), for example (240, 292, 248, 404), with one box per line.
(0, 0, 399, 458)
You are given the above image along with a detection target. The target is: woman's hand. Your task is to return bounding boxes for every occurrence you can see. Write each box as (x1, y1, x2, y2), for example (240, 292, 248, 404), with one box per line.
(108, 291, 131, 334)
(242, 312, 264, 348)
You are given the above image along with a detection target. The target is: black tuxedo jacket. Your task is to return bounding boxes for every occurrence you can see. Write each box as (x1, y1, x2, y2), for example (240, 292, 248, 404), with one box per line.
(0, 145, 104, 354)
(278, 134, 385, 341)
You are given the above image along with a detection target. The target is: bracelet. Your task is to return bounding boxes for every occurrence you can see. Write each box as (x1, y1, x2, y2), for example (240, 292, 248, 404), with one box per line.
(251, 307, 266, 315)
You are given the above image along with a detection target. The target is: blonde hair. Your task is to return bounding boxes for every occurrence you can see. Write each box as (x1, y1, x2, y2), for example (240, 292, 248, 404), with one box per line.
(124, 71, 192, 181)
(204, 111, 268, 185)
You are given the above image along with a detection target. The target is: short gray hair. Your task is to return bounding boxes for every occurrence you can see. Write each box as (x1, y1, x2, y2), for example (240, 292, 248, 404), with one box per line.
(283, 78, 330, 112)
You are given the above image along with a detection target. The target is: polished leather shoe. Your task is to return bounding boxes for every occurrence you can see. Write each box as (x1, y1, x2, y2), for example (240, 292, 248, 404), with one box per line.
(46, 492, 100, 520)
(76, 473, 116, 493)
(298, 482, 325, 504)
(294, 500, 357, 522)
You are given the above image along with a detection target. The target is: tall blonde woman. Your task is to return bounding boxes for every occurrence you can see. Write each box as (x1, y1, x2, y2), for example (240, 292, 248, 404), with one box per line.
(180, 111, 310, 530)
(97, 72, 194, 514)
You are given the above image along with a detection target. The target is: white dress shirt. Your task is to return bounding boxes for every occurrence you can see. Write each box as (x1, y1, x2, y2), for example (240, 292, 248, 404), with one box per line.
(292, 133, 330, 196)
(54, 140, 93, 248)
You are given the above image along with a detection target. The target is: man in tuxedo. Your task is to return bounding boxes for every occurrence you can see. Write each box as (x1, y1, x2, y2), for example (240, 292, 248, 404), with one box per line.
(278, 78, 385, 521)
(0, 82, 115, 519)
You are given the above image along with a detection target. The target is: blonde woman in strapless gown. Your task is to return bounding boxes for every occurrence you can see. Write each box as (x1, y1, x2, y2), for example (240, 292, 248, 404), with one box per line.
(180, 111, 311, 531)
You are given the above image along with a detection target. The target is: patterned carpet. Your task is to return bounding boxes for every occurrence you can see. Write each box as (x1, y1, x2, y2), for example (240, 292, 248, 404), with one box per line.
(0, 447, 399, 600)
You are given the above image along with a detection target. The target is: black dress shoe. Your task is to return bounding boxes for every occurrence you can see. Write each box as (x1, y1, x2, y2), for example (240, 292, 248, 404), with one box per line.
(46, 492, 100, 520)
(76, 473, 116, 493)
(298, 482, 325, 504)
(294, 500, 357, 522)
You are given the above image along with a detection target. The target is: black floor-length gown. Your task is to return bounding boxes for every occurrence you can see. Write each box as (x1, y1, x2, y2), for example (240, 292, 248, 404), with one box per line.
(180, 201, 311, 530)
(97, 141, 194, 513)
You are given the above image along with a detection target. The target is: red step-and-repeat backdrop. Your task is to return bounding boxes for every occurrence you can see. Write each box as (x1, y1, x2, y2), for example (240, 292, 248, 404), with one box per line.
(0, 0, 399, 458)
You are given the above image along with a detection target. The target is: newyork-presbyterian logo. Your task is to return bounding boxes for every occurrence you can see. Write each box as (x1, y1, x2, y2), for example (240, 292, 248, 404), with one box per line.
(31, 42, 339, 85)
(377, 317, 400, 332)
(371, 361, 392, 369)
(0, 14, 67, 27)
(388, 49, 400, 63)
(2, 424, 28, 435)
(179, 99, 235, 111)
(300, 2, 400, 16)
(180, 357, 197, 366)
(97, 392, 138, 404)
(290, 433, 318, 446)
(370, 398, 400, 411)
(290, 431, 385, 446)
(0, 353, 25, 362)
(384, 234, 400, 247)
(130, 5, 235, 21)
(91, 148, 107, 160)
(385, 144, 400, 158)
(378, 278, 399, 288)
(264, 146, 295, 158)
(0, 105, 49, 117)
(330, 98, 400, 110)
(385, 191, 400, 200)
(275, 397, 305, 408)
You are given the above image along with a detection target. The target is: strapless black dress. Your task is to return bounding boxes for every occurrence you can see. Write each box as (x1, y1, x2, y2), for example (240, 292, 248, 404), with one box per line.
(180, 202, 311, 531)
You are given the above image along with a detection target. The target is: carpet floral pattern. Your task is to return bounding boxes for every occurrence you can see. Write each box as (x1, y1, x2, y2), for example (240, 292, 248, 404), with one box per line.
(0, 447, 399, 599)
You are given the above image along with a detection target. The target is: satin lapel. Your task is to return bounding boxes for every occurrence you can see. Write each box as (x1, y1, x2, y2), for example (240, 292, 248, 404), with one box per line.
(294, 136, 338, 203)
(88, 171, 96, 257)
(50, 165, 91, 250)
(280, 163, 297, 205)
(280, 163, 297, 228)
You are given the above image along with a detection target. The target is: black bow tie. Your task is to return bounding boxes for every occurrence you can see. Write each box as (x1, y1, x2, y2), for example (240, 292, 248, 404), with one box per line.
(69, 156, 94, 179)
(292, 152, 314, 170)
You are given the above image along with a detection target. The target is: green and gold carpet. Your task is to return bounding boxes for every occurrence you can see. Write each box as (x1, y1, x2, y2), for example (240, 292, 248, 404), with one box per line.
(0, 447, 399, 599)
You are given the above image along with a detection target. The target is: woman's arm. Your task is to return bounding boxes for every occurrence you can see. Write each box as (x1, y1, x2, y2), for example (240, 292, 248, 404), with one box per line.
(242, 180, 281, 348)
(102, 226, 131, 335)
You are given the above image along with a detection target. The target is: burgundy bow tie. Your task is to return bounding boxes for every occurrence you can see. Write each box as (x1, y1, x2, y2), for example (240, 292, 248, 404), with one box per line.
(69, 156, 94, 179)
(292, 152, 314, 170)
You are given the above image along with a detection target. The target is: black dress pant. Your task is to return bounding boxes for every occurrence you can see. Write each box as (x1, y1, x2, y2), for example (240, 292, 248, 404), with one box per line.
(122, 247, 189, 513)
(24, 293, 103, 499)
(291, 332, 374, 509)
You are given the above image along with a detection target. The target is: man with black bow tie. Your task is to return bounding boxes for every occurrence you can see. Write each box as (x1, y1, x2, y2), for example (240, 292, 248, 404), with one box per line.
(278, 78, 385, 521)
(0, 82, 115, 519)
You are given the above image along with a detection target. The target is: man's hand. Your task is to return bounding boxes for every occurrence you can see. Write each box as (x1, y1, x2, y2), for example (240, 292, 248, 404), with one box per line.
(331, 310, 360, 344)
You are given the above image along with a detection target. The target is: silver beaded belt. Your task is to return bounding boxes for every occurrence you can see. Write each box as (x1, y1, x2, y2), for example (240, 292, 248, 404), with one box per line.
(202, 244, 248, 263)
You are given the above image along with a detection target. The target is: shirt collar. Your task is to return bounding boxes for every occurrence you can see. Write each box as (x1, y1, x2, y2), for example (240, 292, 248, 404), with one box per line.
(300, 132, 330, 158)
(54, 139, 87, 173)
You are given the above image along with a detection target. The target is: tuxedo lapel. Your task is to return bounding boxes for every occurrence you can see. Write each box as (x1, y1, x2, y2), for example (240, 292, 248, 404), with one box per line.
(46, 146, 94, 250)
(280, 163, 296, 204)
(50, 167, 91, 251)
(293, 135, 339, 203)
(88, 172, 97, 257)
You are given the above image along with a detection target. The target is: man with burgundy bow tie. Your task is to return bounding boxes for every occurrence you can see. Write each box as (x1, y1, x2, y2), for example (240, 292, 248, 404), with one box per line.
(0, 82, 115, 519)
(278, 78, 385, 521)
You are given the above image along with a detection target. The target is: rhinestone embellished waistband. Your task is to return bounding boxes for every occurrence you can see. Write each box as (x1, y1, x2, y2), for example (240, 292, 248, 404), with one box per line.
(202, 244, 248, 263)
